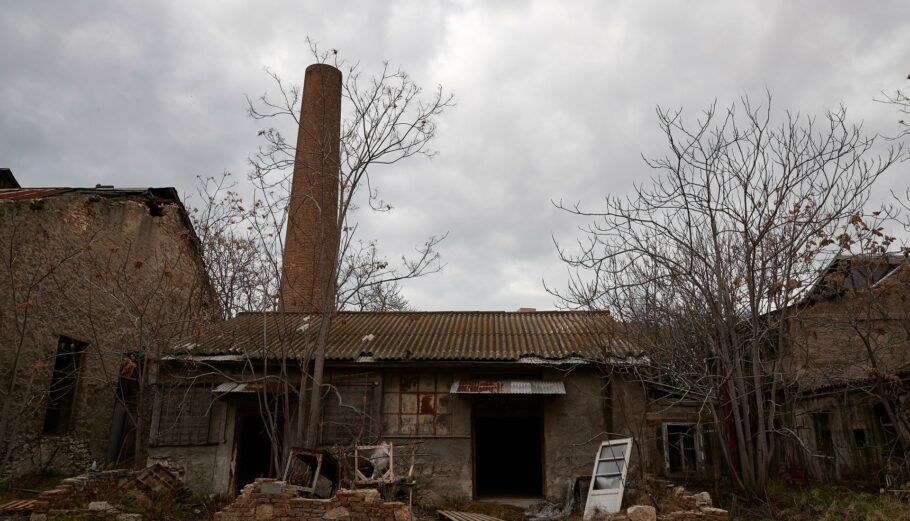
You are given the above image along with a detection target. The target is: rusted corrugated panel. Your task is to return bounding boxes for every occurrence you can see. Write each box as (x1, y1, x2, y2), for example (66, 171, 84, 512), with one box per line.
(439, 510, 505, 521)
(450, 379, 566, 395)
(0, 499, 39, 512)
(0, 188, 71, 200)
(171, 311, 631, 362)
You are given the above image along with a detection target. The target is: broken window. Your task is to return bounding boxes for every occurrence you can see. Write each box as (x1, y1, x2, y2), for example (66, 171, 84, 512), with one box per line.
(382, 372, 452, 436)
(42, 337, 88, 435)
(321, 377, 378, 445)
(153, 385, 213, 446)
(664, 423, 699, 475)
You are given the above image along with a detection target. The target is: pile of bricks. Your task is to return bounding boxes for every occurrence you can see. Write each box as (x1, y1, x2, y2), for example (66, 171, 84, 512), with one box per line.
(30, 470, 133, 512)
(214, 479, 415, 521)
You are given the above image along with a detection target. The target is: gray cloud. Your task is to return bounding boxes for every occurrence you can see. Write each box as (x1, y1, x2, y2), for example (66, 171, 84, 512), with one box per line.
(2, 0, 908, 310)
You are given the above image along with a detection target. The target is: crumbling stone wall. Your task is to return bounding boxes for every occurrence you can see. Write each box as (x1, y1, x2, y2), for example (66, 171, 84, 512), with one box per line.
(0, 191, 218, 480)
(0, 436, 93, 481)
(215, 479, 413, 521)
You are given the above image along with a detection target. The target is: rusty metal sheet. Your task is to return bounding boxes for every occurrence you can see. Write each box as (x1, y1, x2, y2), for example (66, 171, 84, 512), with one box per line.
(0, 499, 39, 512)
(212, 381, 294, 394)
(449, 379, 566, 395)
(0, 188, 70, 200)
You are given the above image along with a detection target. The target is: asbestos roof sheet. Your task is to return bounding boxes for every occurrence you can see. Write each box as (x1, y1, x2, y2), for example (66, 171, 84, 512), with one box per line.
(171, 311, 634, 362)
(450, 379, 566, 394)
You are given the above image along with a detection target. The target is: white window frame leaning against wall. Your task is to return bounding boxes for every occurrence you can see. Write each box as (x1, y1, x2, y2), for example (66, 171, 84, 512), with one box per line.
(584, 437, 633, 519)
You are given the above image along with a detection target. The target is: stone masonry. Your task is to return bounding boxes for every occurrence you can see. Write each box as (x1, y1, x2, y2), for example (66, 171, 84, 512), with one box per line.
(214, 479, 414, 521)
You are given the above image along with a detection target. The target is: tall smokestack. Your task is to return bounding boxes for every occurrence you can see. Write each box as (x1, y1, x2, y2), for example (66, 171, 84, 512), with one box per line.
(280, 63, 342, 313)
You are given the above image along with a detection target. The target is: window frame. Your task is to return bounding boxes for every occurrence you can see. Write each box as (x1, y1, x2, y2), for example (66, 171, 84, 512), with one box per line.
(381, 371, 453, 437)
(584, 437, 633, 517)
(661, 422, 708, 476)
(152, 384, 215, 447)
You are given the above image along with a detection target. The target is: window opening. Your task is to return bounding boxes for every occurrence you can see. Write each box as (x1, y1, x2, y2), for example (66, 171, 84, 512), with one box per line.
(42, 337, 88, 435)
(382, 372, 452, 436)
(154, 385, 213, 446)
(664, 423, 699, 475)
(321, 377, 378, 445)
(853, 428, 867, 448)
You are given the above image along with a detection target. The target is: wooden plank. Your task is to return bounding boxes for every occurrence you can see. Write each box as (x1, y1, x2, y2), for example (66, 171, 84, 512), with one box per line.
(438, 510, 505, 521)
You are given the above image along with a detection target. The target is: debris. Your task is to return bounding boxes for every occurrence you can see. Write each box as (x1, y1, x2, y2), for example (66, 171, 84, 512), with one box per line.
(88, 501, 114, 511)
(626, 505, 656, 521)
(526, 481, 574, 521)
(438, 510, 505, 521)
(283, 448, 339, 498)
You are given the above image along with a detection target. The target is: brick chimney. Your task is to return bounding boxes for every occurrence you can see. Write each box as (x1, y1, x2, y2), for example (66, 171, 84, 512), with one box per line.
(279, 64, 343, 313)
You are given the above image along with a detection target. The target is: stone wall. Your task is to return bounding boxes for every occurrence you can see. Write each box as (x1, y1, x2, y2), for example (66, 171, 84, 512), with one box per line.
(214, 479, 413, 521)
(0, 435, 93, 482)
(0, 191, 218, 480)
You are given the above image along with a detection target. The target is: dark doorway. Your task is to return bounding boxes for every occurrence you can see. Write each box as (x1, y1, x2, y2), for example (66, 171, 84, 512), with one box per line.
(234, 414, 279, 493)
(43, 337, 87, 435)
(473, 397, 543, 498)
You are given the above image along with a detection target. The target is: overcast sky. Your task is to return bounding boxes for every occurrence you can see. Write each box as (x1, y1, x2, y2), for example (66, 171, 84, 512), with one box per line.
(2, 1, 908, 311)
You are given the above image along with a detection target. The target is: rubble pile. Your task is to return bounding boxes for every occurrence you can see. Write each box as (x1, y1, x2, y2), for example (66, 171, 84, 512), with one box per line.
(214, 479, 415, 521)
(0, 464, 184, 521)
(598, 487, 729, 521)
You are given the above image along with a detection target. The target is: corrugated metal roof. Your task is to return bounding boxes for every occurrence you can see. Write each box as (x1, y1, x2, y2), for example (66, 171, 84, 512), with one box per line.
(0, 187, 71, 200)
(450, 379, 566, 394)
(172, 311, 633, 362)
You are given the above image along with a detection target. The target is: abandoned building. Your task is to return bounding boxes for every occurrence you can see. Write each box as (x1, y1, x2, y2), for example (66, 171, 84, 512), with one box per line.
(779, 254, 910, 484)
(0, 170, 218, 481)
(153, 310, 653, 499)
(144, 64, 733, 503)
(3, 61, 908, 509)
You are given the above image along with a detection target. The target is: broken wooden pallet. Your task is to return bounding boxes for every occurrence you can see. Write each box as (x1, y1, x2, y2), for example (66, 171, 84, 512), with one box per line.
(438, 510, 505, 521)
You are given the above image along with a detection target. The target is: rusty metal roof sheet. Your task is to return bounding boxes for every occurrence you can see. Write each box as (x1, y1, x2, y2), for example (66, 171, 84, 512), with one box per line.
(0, 187, 71, 200)
(172, 311, 633, 362)
(0, 499, 39, 512)
(450, 379, 566, 394)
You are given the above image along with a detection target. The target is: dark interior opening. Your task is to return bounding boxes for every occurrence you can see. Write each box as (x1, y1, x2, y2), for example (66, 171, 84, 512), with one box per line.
(235, 413, 280, 493)
(474, 397, 543, 498)
(43, 337, 87, 435)
(666, 424, 698, 474)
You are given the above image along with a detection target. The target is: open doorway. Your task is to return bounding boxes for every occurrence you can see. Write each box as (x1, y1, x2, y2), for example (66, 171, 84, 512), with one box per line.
(473, 397, 543, 498)
(234, 413, 281, 493)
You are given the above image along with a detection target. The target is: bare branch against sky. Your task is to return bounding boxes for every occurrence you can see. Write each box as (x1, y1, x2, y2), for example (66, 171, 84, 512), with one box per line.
(1, 1, 908, 310)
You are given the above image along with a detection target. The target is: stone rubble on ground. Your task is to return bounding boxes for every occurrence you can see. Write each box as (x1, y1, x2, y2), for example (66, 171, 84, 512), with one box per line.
(596, 486, 729, 521)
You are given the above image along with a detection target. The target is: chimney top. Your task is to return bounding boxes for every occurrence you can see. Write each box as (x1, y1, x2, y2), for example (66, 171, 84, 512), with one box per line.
(517, 307, 537, 313)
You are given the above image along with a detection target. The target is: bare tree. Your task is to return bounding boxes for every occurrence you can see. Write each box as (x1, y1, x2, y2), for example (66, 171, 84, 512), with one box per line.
(552, 94, 904, 498)
(185, 43, 453, 463)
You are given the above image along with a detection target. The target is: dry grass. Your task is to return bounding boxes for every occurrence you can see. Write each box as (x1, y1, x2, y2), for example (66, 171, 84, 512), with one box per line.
(734, 483, 910, 521)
